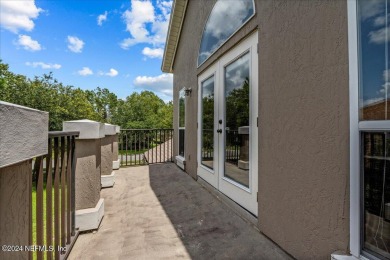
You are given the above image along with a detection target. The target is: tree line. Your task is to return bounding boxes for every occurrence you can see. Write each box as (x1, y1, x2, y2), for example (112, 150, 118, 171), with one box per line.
(0, 61, 173, 131)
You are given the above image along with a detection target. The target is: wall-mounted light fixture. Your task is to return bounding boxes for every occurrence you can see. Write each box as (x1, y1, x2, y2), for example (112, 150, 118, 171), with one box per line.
(184, 87, 192, 96)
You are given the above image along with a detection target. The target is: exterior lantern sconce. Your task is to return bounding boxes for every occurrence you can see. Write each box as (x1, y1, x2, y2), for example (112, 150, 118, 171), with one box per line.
(184, 88, 192, 97)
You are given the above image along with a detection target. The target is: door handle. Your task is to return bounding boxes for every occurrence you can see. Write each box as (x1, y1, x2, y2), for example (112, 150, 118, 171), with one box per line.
(217, 129, 222, 133)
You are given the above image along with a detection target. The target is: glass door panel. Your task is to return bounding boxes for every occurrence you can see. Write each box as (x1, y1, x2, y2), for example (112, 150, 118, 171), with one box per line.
(201, 76, 215, 169)
(224, 52, 250, 188)
(362, 132, 390, 259)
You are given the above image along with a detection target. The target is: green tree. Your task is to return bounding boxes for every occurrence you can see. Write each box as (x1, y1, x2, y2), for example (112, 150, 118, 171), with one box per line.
(0, 60, 173, 130)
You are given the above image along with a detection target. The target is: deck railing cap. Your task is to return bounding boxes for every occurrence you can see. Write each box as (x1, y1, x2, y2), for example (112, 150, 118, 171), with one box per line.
(104, 123, 119, 136)
(63, 119, 104, 139)
(0, 102, 48, 168)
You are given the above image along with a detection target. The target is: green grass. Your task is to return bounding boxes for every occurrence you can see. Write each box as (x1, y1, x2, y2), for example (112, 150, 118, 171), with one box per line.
(32, 183, 64, 260)
(118, 149, 149, 155)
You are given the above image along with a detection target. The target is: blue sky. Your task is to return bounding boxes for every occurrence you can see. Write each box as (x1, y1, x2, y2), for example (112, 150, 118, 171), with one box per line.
(0, 0, 173, 102)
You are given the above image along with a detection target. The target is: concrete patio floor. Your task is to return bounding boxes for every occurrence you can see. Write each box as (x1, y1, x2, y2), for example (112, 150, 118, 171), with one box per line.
(69, 163, 292, 260)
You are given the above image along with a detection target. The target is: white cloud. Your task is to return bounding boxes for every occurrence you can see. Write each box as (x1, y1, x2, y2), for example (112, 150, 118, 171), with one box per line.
(142, 47, 163, 58)
(120, 0, 172, 49)
(373, 14, 389, 27)
(133, 73, 173, 101)
(78, 67, 93, 76)
(97, 11, 108, 26)
(25, 62, 61, 69)
(99, 68, 119, 77)
(360, 0, 385, 21)
(67, 36, 84, 53)
(369, 27, 390, 44)
(0, 0, 42, 33)
(16, 35, 41, 51)
(106, 68, 118, 77)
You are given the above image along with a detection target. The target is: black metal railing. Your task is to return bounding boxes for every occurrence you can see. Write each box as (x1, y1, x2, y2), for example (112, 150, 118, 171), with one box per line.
(119, 129, 174, 166)
(31, 131, 79, 260)
(225, 130, 240, 165)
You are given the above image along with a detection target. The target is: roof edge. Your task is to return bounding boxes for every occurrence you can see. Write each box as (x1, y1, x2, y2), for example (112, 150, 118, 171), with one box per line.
(161, 0, 188, 73)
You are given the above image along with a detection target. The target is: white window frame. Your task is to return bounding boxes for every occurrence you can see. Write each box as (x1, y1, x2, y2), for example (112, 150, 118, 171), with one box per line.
(197, 0, 256, 67)
(176, 88, 186, 169)
(348, 0, 360, 257)
(348, 0, 389, 259)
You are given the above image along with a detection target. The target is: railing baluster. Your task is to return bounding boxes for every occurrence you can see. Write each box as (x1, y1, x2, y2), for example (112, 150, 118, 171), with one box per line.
(54, 137, 60, 260)
(46, 138, 53, 260)
(60, 137, 66, 251)
(125, 133, 128, 166)
(120, 133, 123, 167)
(35, 156, 44, 260)
(71, 135, 76, 237)
(138, 130, 141, 165)
(159, 130, 161, 163)
(147, 130, 150, 163)
(66, 136, 72, 244)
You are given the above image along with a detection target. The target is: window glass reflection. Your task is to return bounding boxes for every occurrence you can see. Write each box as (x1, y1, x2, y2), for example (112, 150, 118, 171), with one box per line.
(198, 0, 254, 66)
(201, 76, 215, 169)
(179, 89, 185, 157)
(224, 52, 250, 187)
(359, 0, 389, 120)
(179, 90, 185, 128)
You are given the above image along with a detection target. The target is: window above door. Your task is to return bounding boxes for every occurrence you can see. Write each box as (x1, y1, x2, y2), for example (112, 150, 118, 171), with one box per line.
(197, 0, 255, 67)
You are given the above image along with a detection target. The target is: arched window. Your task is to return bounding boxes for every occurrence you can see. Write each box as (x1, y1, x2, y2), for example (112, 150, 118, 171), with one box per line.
(197, 0, 255, 66)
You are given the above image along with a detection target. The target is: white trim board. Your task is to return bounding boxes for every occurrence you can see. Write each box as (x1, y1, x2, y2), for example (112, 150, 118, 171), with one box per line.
(347, 0, 360, 257)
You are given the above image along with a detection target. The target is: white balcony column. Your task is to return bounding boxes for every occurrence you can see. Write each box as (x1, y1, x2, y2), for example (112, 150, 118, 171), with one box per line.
(63, 119, 104, 232)
(0, 102, 48, 260)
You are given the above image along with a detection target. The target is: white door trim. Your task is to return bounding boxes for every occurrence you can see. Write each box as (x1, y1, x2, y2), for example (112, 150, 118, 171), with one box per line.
(197, 31, 258, 216)
(197, 64, 219, 188)
(218, 32, 258, 216)
(347, 0, 360, 257)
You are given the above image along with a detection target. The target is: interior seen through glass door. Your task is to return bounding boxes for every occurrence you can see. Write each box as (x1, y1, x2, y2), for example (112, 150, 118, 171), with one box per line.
(224, 52, 250, 187)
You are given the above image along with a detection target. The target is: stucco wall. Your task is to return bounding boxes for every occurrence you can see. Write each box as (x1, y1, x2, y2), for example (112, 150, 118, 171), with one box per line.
(0, 101, 48, 168)
(172, 0, 350, 258)
(101, 136, 113, 176)
(74, 139, 101, 210)
(0, 160, 31, 260)
(112, 135, 119, 161)
(257, 1, 350, 258)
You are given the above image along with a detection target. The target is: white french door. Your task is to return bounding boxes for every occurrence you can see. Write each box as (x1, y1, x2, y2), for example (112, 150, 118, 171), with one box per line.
(197, 32, 258, 216)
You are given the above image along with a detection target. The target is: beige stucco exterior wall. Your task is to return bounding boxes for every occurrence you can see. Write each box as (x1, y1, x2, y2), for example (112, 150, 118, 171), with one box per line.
(112, 135, 119, 161)
(74, 139, 101, 210)
(257, 1, 350, 258)
(101, 136, 113, 176)
(172, 0, 350, 258)
(0, 160, 31, 260)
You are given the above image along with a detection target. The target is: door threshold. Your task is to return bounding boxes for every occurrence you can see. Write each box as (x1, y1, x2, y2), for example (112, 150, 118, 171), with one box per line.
(197, 176, 259, 230)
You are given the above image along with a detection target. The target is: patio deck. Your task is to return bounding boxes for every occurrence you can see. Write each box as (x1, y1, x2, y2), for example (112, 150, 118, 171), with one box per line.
(68, 163, 291, 260)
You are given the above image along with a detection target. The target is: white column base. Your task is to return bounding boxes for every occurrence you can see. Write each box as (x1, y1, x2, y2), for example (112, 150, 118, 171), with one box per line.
(101, 171, 115, 188)
(175, 156, 185, 170)
(112, 159, 120, 170)
(75, 198, 104, 232)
